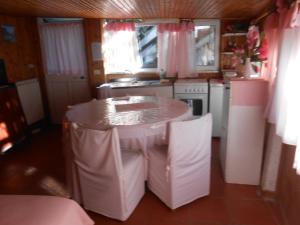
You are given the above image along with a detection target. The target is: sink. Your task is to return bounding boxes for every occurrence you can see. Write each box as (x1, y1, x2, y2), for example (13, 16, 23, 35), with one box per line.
(110, 77, 137, 83)
(109, 80, 161, 88)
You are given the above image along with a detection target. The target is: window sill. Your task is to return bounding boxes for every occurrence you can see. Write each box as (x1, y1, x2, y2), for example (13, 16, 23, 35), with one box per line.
(105, 71, 160, 82)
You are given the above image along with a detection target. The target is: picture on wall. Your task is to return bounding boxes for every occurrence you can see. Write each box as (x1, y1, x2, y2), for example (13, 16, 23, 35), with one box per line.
(1, 25, 16, 43)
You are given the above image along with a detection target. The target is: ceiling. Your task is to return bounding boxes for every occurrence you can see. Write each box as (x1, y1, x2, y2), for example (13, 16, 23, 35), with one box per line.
(0, 0, 275, 19)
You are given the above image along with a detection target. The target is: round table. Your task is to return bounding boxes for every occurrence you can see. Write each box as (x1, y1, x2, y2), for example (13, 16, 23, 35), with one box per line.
(66, 96, 190, 152)
(64, 96, 190, 195)
(66, 96, 189, 130)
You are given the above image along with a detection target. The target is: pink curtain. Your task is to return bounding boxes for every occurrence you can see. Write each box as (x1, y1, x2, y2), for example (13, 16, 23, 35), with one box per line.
(158, 22, 197, 78)
(262, 13, 280, 118)
(157, 23, 194, 32)
(264, 0, 300, 174)
(105, 22, 135, 31)
(103, 22, 142, 74)
(264, 1, 300, 121)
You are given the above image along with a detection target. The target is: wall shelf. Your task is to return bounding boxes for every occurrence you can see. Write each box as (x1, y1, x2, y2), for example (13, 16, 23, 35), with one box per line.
(222, 32, 247, 37)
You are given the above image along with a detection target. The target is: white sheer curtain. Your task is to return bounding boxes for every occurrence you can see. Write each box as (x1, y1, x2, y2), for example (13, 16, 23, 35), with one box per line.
(157, 23, 197, 78)
(39, 22, 87, 76)
(102, 23, 142, 74)
(268, 27, 300, 174)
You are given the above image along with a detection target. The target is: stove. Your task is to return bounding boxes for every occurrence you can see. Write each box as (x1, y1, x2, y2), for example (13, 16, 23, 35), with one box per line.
(174, 79, 208, 116)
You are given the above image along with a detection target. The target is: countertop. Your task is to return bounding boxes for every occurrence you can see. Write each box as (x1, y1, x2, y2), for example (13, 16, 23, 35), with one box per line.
(98, 79, 173, 89)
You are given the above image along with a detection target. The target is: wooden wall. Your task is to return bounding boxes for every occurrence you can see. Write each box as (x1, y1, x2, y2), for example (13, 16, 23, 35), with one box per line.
(0, 15, 50, 120)
(0, 15, 41, 82)
(83, 18, 105, 98)
(277, 145, 300, 225)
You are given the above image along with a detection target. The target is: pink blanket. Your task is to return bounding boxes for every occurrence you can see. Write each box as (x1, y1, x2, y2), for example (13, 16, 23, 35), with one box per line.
(0, 195, 94, 225)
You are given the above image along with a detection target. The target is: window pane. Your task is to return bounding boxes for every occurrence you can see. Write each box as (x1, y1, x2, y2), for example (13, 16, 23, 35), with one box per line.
(136, 26, 157, 68)
(195, 25, 216, 66)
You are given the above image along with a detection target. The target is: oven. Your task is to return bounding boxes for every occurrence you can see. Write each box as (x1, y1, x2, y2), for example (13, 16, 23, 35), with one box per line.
(174, 79, 208, 116)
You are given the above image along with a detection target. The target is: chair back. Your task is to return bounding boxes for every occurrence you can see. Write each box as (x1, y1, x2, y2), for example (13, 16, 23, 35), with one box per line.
(167, 113, 212, 201)
(70, 123, 125, 217)
(168, 113, 212, 166)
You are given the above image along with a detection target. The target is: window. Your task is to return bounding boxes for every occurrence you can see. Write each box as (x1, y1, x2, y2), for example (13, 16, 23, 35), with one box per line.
(136, 25, 158, 69)
(194, 20, 220, 71)
(103, 20, 220, 75)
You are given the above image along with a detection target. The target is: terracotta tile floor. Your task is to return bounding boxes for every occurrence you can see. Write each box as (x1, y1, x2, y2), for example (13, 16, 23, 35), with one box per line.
(0, 126, 286, 225)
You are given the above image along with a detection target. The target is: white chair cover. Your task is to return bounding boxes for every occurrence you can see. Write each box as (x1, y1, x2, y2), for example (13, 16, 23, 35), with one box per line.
(148, 113, 212, 209)
(70, 124, 145, 221)
(0, 195, 94, 225)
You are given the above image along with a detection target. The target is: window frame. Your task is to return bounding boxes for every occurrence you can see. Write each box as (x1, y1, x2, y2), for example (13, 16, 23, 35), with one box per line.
(194, 19, 220, 72)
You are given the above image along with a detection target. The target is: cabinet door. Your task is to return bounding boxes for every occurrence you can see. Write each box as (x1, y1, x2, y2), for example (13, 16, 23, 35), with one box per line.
(111, 86, 173, 98)
(223, 80, 267, 185)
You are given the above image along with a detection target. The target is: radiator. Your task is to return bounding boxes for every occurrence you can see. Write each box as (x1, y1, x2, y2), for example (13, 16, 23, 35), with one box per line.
(16, 78, 44, 125)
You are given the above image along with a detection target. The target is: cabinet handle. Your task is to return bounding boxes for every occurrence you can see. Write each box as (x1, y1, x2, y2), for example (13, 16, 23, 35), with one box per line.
(225, 87, 230, 90)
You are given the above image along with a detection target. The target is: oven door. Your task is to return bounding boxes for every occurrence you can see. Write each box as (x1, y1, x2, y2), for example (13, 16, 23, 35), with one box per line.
(175, 94, 208, 116)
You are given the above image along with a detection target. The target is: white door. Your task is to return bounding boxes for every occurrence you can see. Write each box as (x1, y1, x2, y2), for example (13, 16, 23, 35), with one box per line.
(39, 21, 91, 123)
(46, 75, 90, 124)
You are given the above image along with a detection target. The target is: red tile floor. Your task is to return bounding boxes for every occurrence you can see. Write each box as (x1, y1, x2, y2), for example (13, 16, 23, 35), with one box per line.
(0, 126, 287, 225)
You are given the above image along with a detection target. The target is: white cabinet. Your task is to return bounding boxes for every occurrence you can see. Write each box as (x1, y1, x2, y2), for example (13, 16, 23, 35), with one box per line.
(220, 79, 267, 185)
(111, 85, 173, 98)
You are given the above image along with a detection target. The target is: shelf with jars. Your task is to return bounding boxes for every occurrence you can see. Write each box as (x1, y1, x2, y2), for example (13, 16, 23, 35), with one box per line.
(220, 21, 249, 75)
(220, 32, 247, 72)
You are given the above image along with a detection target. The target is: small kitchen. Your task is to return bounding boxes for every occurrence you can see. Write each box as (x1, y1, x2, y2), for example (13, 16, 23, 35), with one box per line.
(0, 1, 299, 225)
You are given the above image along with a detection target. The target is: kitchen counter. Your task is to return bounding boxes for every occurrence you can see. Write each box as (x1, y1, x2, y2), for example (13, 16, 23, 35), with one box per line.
(105, 79, 173, 89)
(97, 80, 174, 99)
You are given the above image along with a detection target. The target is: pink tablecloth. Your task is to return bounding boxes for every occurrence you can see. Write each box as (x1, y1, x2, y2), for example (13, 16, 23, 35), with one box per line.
(66, 96, 190, 151)
(0, 195, 94, 225)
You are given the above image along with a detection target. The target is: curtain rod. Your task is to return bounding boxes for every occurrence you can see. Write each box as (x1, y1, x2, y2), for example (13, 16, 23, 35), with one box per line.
(252, 0, 298, 25)
(251, 6, 277, 25)
(105, 19, 191, 23)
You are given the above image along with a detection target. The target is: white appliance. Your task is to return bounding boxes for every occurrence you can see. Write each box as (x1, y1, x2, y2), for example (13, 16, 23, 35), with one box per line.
(174, 79, 208, 116)
(16, 78, 45, 125)
(220, 79, 267, 185)
(209, 80, 224, 137)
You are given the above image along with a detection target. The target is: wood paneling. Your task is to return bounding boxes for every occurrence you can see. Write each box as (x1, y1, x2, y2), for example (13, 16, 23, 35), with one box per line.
(0, 15, 40, 82)
(83, 18, 105, 97)
(0, 15, 49, 121)
(277, 144, 300, 225)
(0, 0, 274, 20)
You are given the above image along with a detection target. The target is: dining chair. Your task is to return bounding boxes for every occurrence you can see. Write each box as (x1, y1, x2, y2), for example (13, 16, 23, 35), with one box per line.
(62, 118, 83, 203)
(147, 113, 212, 209)
(63, 99, 99, 203)
(69, 123, 145, 221)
